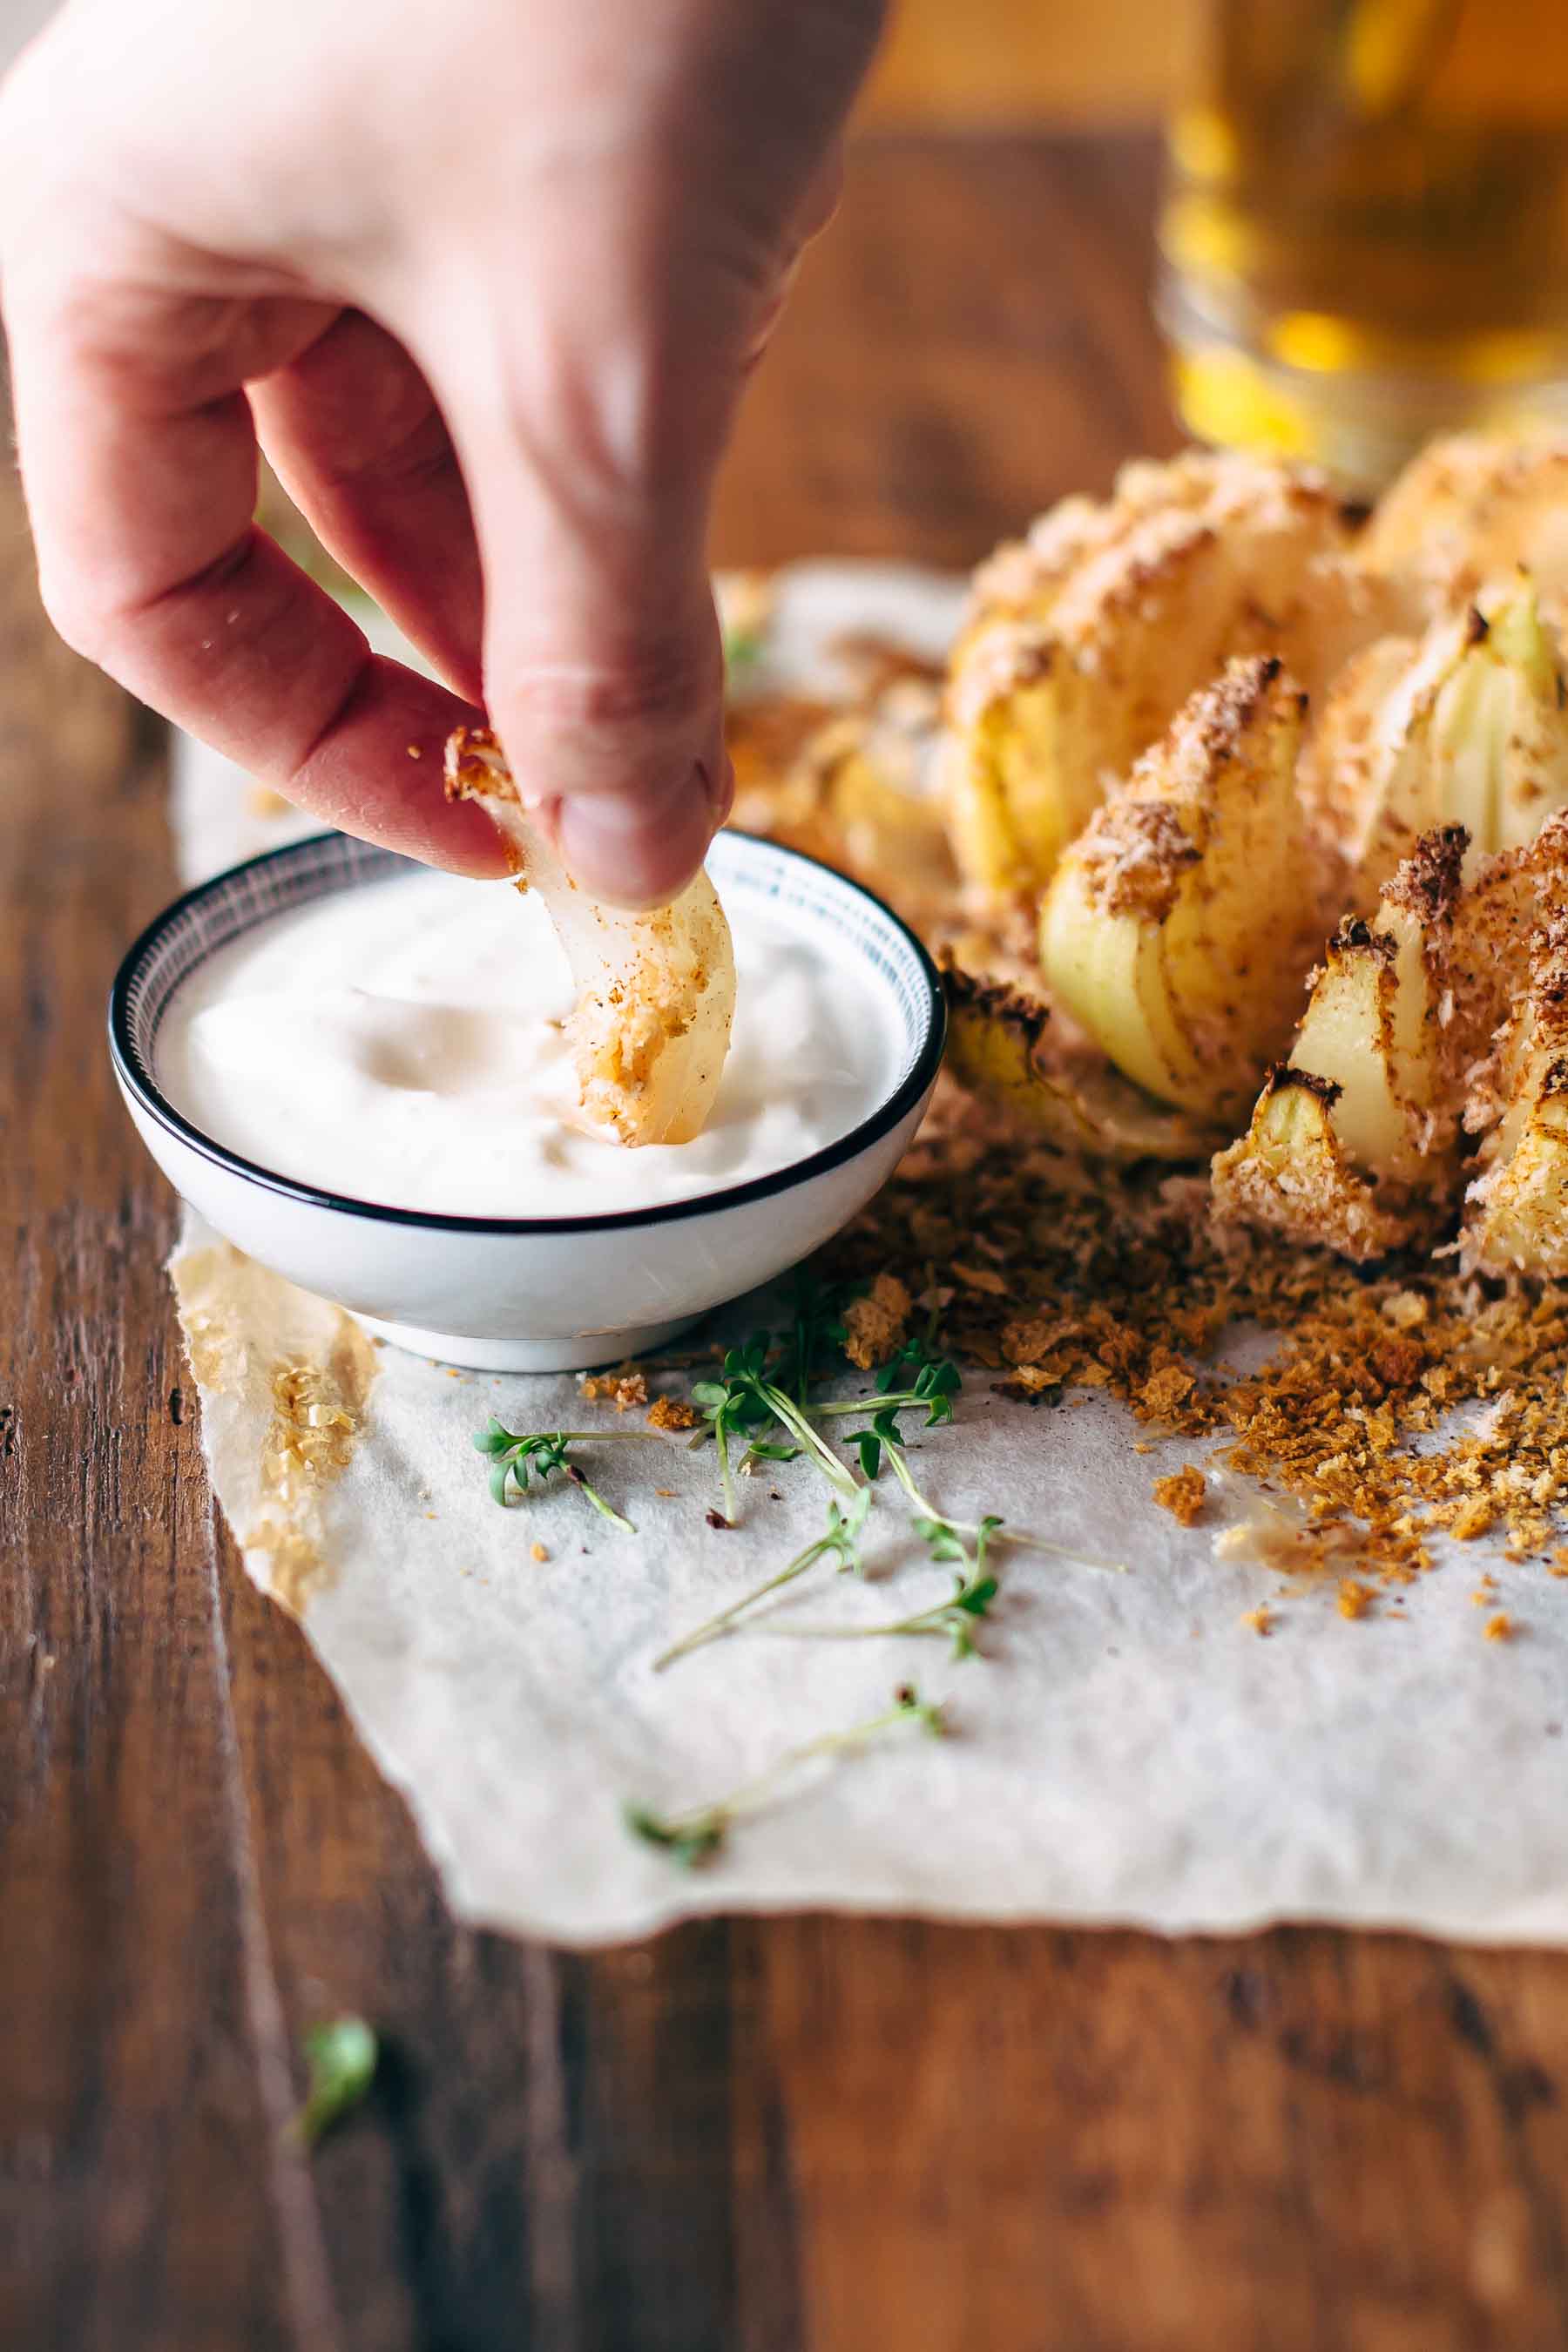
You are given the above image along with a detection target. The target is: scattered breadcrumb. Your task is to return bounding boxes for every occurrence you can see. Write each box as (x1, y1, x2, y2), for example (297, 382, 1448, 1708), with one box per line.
(530, 1542, 549, 1563)
(1243, 1606, 1275, 1637)
(406, 743, 422, 759)
(952, 1262, 1010, 1296)
(729, 660, 1568, 1624)
(647, 1396, 699, 1432)
(1140, 1365, 1196, 1421)
(580, 1370, 647, 1412)
(842, 1272, 914, 1369)
(1485, 1612, 1515, 1641)
(816, 1094, 1568, 1608)
(1153, 1466, 1207, 1526)
(654, 1486, 679, 1498)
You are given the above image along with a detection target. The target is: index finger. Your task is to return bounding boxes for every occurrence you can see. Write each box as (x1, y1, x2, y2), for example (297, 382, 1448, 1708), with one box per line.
(6, 277, 508, 876)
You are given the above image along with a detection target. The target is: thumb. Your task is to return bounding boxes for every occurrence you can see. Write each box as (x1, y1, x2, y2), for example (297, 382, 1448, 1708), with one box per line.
(429, 340, 731, 909)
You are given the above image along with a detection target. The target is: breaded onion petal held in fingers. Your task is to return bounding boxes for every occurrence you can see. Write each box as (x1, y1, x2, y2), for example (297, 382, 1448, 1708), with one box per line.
(445, 727, 735, 1146)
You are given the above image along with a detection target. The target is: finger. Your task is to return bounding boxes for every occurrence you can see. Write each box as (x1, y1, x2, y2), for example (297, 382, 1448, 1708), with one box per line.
(8, 284, 507, 875)
(427, 340, 729, 909)
(795, 144, 846, 247)
(250, 310, 485, 702)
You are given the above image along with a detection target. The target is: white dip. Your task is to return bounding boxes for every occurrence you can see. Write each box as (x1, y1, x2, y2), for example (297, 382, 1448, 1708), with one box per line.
(157, 868, 900, 1217)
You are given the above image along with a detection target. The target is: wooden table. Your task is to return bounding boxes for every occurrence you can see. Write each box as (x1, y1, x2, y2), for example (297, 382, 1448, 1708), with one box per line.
(6, 131, 1568, 2352)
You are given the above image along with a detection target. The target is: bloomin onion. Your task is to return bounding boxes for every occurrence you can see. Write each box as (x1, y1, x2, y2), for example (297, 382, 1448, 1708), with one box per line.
(941, 963, 1227, 1164)
(1362, 431, 1568, 626)
(1213, 813, 1568, 1264)
(942, 451, 1406, 901)
(787, 679, 957, 924)
(1460, 817, 1568, 1277)
(1038, 657, 1334, 1124)
(1305, 579, 1568, 904)
(1211, 828, 1470, 1260)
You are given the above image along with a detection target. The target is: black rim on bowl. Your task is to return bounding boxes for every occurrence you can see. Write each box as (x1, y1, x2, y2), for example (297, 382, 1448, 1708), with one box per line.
(108, 829, 948, 1235)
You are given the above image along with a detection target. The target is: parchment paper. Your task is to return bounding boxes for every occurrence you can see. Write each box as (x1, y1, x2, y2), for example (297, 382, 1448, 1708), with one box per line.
(165, 563, 1568, 1948)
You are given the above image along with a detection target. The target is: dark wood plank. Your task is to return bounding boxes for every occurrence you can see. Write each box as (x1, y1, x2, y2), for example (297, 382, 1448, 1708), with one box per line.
(734, 1922, 1568, 2352)
(0, 518, 306, 2347)
(6, 125, 1568, 2352)
(713, 132, 1179, 570)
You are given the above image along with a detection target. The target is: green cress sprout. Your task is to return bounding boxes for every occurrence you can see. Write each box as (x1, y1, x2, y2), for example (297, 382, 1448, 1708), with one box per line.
(624, 1686, 947, 1868)
(690, 1338, 860, 1524)
(756, 1514, 1004, 1661)
(288, 2017, 379, 2150)
(473, 1419, 656, 1533)
(653, 1489, 872, 1672)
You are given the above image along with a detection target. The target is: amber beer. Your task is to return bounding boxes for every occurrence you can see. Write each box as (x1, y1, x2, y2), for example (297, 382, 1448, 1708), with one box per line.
(1160, 0, 1568, 485)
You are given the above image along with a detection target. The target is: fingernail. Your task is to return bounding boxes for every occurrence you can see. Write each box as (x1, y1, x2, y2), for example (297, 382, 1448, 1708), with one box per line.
(703, 752, 735, 828)
(554, 767, 715, 909)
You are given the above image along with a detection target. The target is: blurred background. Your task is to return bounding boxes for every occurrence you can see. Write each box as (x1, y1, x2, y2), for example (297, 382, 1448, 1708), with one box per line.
(0, 0, 1192, 122)
(6, 1, 1568, 523)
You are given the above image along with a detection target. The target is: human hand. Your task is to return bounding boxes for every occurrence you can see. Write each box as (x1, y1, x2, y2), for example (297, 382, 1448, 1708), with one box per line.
(0, 0, 883, 902)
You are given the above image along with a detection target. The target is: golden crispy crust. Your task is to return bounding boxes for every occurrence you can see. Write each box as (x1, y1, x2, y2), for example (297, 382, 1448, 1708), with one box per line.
(939, 960, 1053, 1049)
(939, 960, 1226, 1163)
(1381, 821, 1467, 927)
(1210, 1103, 1436, 1261)
(1071, 657, 1308, 924)
(442, 724, 735, 1146)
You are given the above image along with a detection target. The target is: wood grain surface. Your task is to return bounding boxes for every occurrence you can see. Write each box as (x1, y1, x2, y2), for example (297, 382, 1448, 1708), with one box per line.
(4, 132, 1568, 2352)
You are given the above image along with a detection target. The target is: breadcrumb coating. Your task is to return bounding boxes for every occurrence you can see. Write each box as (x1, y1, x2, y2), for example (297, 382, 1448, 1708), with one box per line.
(647, 1395, 700, 1432)
(1153, 1466, 1207, 1526)
(842, 1272, 914, 1369)
(822, 1112, 1568, 1592)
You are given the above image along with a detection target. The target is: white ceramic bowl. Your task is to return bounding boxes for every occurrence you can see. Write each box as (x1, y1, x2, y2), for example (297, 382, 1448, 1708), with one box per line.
(110, 830, 946, 1370)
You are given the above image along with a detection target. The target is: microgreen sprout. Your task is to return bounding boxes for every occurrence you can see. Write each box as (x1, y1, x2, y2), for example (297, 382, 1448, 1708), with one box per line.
(473, 1418, 655, 1532)
(624, 1684, 946, 1867)
(760, 1515, 1004, 1660)
(878, 1329, 963, 1400)
(691, 1337, 859, 1520)
(808, 1345, 962, 1432)
(841, 1389, 1126, 1573)
(776, 1274, 849, 1407)
(690, 1345, 776, 1524)
(653, 1488, 871, 1671)
(288, 2016, 378, 2150)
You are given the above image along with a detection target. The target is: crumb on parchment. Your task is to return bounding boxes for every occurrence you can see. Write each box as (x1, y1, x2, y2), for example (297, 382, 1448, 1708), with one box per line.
(1243, 1606, 1275, 1638)
(530, 1542, 549, 1563)
(647, 1396, 699, 1432)
(1484, 1612, 1515, 1641)
(1153, 1465, 1206, 1526)
(810, 1092, 1568, 1611)
(581, 1370, 648, 1412)
(951, 1262, 1010, 1297)
(1337, 1579, 1375, 1619)
(842, 1272, 914, 1369)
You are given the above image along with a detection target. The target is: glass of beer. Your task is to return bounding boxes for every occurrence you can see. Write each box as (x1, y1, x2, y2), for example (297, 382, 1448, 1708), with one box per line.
(1159, 0, 1568, 486)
